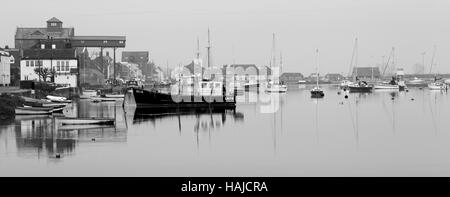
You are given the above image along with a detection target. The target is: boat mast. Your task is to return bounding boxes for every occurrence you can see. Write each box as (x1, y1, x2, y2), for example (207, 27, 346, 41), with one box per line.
(349, 38, 358, 80)
(429, 45, 436, 74)
(206, 28, 211, 68)
(280, 51, 283, 76)
(316, 49, 319, 87)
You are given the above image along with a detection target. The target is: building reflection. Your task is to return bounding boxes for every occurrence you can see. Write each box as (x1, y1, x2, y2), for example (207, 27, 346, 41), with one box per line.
(12, 104, 127, 159)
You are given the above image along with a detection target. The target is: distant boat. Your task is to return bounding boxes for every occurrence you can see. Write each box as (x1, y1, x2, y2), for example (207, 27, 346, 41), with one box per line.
(80, 90, 98, 99)
(428, 82, 448, 90)
(339, 80, 353, 89)
(298, 80, 307, 84)
(15, 106, 52, 115)
(265, 33, 287, 93)
(310, 49, 324, 98)
(57, 117, 115, 125)
(265, 83, 287, 93)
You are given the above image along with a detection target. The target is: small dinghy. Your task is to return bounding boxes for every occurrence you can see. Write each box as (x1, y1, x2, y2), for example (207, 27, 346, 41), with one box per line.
(57, 117, 115, 125)
(104, 94, 125, 98)
(46, 95, 71, 103)
(15, 106, 52, 115)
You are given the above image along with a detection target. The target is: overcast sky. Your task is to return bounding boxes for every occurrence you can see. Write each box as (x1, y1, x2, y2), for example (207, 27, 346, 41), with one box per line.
(2, 0, 450, 75)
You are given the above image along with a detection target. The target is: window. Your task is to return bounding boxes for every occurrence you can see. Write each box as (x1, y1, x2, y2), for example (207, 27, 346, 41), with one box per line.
(30, 61, 34, 67)
(66, 62, 69, 71)
(35, 60, 39, 66)
(51, 23, 57, 26)
(26, 61, 29, 67)
(52, 44, 56, 49)
(119, 41, 124, 44)
(66, 61, 69, 67)
(103, 40, 108, 44)
(41, 44, 45, 49)
(56, 63, 60, 71)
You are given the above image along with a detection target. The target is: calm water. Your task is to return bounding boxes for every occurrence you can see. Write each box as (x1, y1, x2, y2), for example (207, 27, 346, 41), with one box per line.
(1, 85, 450, 177)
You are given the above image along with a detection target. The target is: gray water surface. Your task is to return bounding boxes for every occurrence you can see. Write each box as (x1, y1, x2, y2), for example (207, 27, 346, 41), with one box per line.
(1, 85, 450, 176)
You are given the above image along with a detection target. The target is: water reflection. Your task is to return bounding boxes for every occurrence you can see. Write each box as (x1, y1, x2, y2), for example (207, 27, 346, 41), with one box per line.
(0, 101, 128, 160)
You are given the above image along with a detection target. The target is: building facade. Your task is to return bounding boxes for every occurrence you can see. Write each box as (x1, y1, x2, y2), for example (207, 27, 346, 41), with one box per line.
(280, 72, 304, 84)
(0, 49, 14, 86)
(15, 17, 75, 50)
(20, 41, 79, 87)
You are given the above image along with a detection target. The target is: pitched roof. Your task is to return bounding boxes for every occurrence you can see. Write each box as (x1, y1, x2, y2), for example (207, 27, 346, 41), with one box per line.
(47, 17, 62, 23)
(281, 72, 303, 77)
(22, 49, 77, 59)
(352, 67, 381, 77)
(15, 27, 74, 40)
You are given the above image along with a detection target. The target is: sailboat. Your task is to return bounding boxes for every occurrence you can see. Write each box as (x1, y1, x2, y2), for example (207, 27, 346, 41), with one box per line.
(373, 47, 407, 90)
(311, 49, 324, 98)
(346, 38, 373, 93)
(265, 33, 287, 93)
(426, 46, 448, 90)
(340, 38, 358, 89)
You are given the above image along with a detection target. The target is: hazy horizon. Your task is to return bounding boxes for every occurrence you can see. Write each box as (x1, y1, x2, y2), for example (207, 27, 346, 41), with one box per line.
(2, 0, 450, 75)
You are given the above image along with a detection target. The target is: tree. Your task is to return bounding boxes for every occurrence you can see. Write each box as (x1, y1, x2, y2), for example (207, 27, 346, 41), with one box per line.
(34, 67, 52, 82)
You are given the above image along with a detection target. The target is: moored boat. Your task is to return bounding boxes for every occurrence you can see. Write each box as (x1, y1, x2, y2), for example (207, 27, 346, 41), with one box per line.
(80, 90, 99, 99)
(265, 83, 287, 93)
(348, 80, 373, 93)
(15, 106, 52, 115)
(124, 84, 236, 109)
(104, 94, 125, 98)
(46, 95, 71, 103)
(428, 82, 448, 90)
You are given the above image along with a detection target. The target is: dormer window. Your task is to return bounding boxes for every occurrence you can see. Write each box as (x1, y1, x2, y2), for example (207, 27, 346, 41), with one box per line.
(103, 41, 108, 44)
(51, 23, 57, 26)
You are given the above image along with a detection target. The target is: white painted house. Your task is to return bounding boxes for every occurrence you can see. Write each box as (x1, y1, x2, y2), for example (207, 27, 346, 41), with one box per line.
(0, 49, 13, 86)
(20, 59, 78, 87)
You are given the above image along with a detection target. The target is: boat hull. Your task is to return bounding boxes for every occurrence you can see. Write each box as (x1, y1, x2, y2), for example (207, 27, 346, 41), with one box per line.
(348, 86, 373, 93)
(310, 90, 324, 98)
(15, 107, 52, 115)
(125, 88, 236, 109)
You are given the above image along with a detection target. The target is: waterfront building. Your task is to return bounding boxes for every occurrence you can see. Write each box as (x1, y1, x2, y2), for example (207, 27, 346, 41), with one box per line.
(20, 40, 79, 87)
(15, 17, 75, 50)
(0, 48, 14, 86)
(3, 48, 20, 86)
(352, 67, 381, 81)
(280, 72, 304, 84)
(324, 73, 344, 82)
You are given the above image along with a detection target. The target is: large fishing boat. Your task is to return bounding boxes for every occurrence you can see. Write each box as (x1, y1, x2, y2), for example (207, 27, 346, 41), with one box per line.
(124, 80, 236, 109)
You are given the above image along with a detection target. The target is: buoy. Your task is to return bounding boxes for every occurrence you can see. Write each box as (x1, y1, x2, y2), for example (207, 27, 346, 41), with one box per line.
(344, 95, 348, 99)
(56, 154, 61, 159)
(337, 91, 341, 95)
(92, 138, 96, 142)
(411, 98, 414, 101)
(406, 89, 409, 92)
(391, 97, 395, 100)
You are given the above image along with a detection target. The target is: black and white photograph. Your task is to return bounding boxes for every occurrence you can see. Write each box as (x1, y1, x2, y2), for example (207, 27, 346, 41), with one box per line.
(1, 0, 450, 195)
